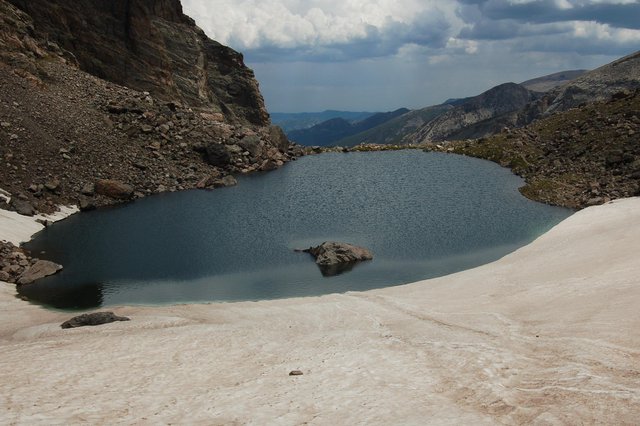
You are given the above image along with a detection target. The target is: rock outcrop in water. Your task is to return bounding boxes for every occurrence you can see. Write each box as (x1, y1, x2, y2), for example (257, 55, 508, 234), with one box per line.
(1, 240, 62, 285)
(299, 242, 373, 277)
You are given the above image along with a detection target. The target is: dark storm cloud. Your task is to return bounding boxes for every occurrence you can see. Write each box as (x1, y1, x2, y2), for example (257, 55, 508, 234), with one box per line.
(464, 0, 640, 29)
(458, 19, 570, 40)
(513, 29, 640, 55)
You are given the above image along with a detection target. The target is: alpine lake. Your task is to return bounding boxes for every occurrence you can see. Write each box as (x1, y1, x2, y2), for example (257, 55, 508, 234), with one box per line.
(20, 151, 573, 310)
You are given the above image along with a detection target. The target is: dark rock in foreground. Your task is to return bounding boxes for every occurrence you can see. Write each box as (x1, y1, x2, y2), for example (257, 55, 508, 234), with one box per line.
(17, 260, 62, 285)
(298, 241, 373, 277)
(61, 312, 130, 329)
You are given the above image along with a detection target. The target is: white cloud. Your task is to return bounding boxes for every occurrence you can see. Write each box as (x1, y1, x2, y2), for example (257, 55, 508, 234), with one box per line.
(571, 21, 640, 43)
(182, 0, 462, 54)
(184, 0, 640, 63)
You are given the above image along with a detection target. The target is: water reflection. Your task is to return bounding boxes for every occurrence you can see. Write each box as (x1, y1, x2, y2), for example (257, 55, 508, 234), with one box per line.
(18, 279, 104, 310)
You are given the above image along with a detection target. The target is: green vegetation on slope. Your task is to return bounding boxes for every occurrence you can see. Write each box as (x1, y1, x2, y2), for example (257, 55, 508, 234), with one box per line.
(450, 90, 640, 208)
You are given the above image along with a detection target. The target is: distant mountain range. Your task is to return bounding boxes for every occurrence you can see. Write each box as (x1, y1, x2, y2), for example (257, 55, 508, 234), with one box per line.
(402, 82, 541, 144)
(336, 105, 452, 146)
(271, 111, 375, 132)
(404, 56, 638, 144)
(286, 108, 410, 146)
(298, 58, 640, 147)
(449, 72, 640, 209)
(338, 83, 540, 147)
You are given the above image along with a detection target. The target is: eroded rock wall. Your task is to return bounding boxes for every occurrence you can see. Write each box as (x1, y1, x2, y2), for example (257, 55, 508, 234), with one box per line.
(7, 0, 270, 125)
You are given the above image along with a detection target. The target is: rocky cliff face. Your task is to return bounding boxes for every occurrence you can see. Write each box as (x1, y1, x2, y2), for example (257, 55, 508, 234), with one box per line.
(7, 0, 270, 126)
(0, 0, 299, 216)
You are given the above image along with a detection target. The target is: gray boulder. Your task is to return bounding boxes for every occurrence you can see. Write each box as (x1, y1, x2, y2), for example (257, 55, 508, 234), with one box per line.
(78, 195, 97, 211)
(10, 198, 34, 216)
(61, 312, 130, 329)
(217, 175, 238, 187)
(237, 135, 263, 159)
(17, 260, 63, 285)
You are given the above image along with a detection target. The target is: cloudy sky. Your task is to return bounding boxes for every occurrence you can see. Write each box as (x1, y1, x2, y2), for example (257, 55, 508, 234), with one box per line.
(181, 0, 640, 113)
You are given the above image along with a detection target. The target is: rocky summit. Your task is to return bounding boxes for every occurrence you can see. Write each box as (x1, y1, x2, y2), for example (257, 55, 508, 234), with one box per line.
(0, 0, 303, 215)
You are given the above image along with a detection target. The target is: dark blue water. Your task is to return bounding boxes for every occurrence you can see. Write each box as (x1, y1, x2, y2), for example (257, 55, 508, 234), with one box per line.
(20, 151, 572, 310)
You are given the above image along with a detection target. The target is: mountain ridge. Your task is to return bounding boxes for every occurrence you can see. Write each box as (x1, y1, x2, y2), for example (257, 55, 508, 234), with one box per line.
(448, 88, 640, 209)
(271, 110, 375, 132)
(337, 105, 452, 146)
(520, 70, 588, 92)
(340, 53, 639, 147)
(288, 108, 410, 146)
(404, 83, 540, 144)
(538, 50, 640, 116)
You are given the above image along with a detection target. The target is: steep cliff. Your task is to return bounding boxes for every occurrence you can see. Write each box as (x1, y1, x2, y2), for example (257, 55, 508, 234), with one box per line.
(7, 0, 269, 125)
(0, 0, 298, 216)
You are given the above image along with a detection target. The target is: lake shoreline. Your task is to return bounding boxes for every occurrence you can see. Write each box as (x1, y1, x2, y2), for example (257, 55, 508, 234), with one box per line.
(15, 151, 572, 308)
(1, 197, 639, 423)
